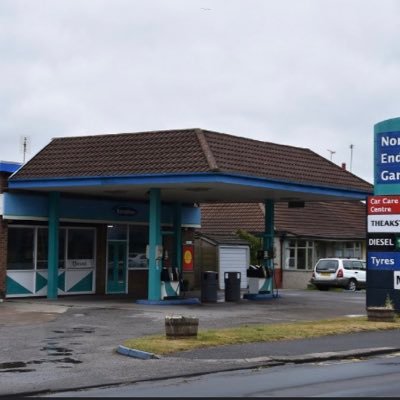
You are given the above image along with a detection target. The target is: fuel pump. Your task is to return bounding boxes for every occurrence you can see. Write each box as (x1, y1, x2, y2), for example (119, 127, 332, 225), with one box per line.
(247, 248, 275, 295)
(258, 249, 274, 279)
(159, 248, 181, 300)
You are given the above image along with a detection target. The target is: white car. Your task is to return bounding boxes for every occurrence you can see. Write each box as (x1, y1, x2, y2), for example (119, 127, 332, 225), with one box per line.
(310, 258, 366, 291)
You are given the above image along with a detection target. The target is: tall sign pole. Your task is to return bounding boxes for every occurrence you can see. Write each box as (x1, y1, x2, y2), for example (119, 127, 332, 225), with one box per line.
(368, 117, 400, 310)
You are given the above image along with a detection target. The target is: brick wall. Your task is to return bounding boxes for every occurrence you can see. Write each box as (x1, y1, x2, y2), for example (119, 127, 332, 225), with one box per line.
(0, 173, 8, 194)
(128, 270, 148, 298)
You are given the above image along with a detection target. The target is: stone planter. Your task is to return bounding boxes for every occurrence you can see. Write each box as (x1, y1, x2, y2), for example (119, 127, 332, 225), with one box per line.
(165, 315, 199, 339)
(367, 307, 396, 322)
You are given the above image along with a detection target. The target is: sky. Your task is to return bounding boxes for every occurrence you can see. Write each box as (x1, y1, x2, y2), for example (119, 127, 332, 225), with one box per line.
(2, 0, 400, 184)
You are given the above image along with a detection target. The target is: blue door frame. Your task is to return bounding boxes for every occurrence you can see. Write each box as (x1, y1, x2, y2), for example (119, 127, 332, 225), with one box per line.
(107, 241, 127, 293)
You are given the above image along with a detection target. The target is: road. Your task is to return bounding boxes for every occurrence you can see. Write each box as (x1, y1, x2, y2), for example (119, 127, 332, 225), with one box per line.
(46, 353, 400, 397)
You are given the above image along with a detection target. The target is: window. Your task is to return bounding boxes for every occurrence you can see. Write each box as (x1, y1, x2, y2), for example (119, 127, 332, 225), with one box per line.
(7, 227, 34, 270)
(58, 229, 66, 269)
(315, 259, 339, 272)
(68, 229, 95, 260)
(7, 226, 94, 271)
(36, 228, 66, 270)
(334, 242, 362, 258)
(284, 240, 315, 270)
(107, 224, 127, 241)
(128, 225, 148, 269)
(36, 228, 48, 269)
(351, 260, 364, 270)
(342, 260, 353, 270)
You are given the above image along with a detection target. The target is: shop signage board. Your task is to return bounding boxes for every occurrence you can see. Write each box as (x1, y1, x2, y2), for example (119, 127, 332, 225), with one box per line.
(368, 195, 400, 214)
(182, 244, 194, 272)
(367, 214, 400, 232)
(367, 195, 400, 306)
(374, 130, 400, 194)
(367, 251, 400, 270)
(395, 271, 400, 290)
(367, 233, 400, 252)
(371, 119, 400, 309)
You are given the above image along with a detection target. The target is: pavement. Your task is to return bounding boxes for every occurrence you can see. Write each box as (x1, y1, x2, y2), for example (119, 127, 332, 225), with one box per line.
(0, 289, 400, 397)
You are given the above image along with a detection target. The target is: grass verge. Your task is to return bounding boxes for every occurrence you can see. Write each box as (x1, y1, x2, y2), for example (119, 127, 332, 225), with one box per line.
(123, 316, 400, 356)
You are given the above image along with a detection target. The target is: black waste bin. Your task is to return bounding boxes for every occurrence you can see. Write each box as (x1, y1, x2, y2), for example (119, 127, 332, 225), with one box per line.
(201, 271, 218, 303)
(224, 271, 241, 302)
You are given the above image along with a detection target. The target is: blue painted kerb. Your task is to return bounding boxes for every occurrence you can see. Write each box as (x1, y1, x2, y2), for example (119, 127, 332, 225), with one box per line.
(243, 293, 280, 301)
(117, 345, 159, 360)
(136, 298, 201, 305)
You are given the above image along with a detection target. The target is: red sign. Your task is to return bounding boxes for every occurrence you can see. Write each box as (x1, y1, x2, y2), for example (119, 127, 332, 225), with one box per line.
(368, 195, 400, 215)
(182, 244, 194, 271)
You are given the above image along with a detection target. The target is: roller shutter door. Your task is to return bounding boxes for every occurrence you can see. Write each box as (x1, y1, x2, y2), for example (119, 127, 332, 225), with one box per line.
(218, 246, 249, 289)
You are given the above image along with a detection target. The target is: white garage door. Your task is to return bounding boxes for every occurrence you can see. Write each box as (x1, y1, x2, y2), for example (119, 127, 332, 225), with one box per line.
(218, 246, 249, 289)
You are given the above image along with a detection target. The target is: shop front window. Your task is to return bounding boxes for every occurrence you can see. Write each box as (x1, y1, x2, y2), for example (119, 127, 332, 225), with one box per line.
(67, 228, 95, 268)
(7, 227, 34, 270)
(58, 229, 66, 269)
(36, 228, 48, 269)
(128, 225, 148, 269)
(7, 226, 93, 271)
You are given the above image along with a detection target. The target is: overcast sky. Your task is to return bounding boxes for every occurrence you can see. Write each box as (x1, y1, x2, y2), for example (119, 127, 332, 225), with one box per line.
(2, 0, 400, 183)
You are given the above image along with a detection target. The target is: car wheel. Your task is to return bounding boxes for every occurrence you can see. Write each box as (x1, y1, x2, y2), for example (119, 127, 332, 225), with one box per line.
(347, 279, 357, 291)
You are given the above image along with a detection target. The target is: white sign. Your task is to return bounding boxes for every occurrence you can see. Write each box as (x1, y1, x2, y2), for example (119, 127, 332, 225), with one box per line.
(66, 259, 94, 269)
(395, 271, 400, 290)
(367, 214, 400, 232)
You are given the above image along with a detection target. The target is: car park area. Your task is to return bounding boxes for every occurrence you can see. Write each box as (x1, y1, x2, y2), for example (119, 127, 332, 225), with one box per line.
(0, 289, 369, 396)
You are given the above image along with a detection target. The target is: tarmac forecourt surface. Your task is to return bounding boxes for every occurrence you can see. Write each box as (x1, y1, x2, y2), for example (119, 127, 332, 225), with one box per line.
(1, 289, 400, 397)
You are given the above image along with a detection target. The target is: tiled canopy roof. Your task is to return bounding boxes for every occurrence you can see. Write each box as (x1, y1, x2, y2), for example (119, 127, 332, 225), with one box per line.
(11, 128, 372, 193)
(200, 203, 265, 236)
(200, 201, 366, 240)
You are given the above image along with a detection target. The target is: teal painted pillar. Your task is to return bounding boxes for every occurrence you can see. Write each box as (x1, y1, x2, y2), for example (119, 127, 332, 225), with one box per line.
(48, 192, 60, 299)
(173, 203, 182, 273)
(148, 188, 162, 301)
(263, 199, 275, 292)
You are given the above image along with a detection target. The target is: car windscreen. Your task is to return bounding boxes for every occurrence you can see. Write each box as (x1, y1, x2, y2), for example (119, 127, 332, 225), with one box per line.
(315, 259, 339, 272)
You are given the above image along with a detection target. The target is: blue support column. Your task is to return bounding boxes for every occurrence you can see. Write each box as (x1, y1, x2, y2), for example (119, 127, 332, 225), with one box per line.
(173, 203, 182, 273)
(48, 192, 60, 299)
(148, 188, 162, 301)
(263, 199, 275, 292)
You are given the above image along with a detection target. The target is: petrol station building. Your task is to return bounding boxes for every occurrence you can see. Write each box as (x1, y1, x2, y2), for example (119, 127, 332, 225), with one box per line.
(0, 128, 373, 300)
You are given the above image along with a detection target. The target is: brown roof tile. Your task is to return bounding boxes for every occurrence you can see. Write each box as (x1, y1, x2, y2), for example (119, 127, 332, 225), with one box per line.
(200, 201, 366, 240)
(199, 203, 265, 236)
(274, 201, 366, 239)
(203, 130, 371, 191)
(13, 129, 209, 179)
(11, 128, 372, 194)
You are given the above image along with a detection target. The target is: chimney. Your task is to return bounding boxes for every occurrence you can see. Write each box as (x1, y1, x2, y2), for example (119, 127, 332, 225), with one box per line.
(341, 162, 346, 170)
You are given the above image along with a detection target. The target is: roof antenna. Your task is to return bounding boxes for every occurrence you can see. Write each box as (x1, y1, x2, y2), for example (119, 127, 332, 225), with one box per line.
(349, 144, 354, 172)
(327, 149, 336, 161)
(19, 136, 31, 163)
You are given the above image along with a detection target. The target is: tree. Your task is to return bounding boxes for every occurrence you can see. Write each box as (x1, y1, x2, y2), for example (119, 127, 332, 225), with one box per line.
(236, 229, 262, 265)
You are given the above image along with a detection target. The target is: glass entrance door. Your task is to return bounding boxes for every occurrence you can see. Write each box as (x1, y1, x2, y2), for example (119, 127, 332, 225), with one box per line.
(107, 241, 127, 293)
